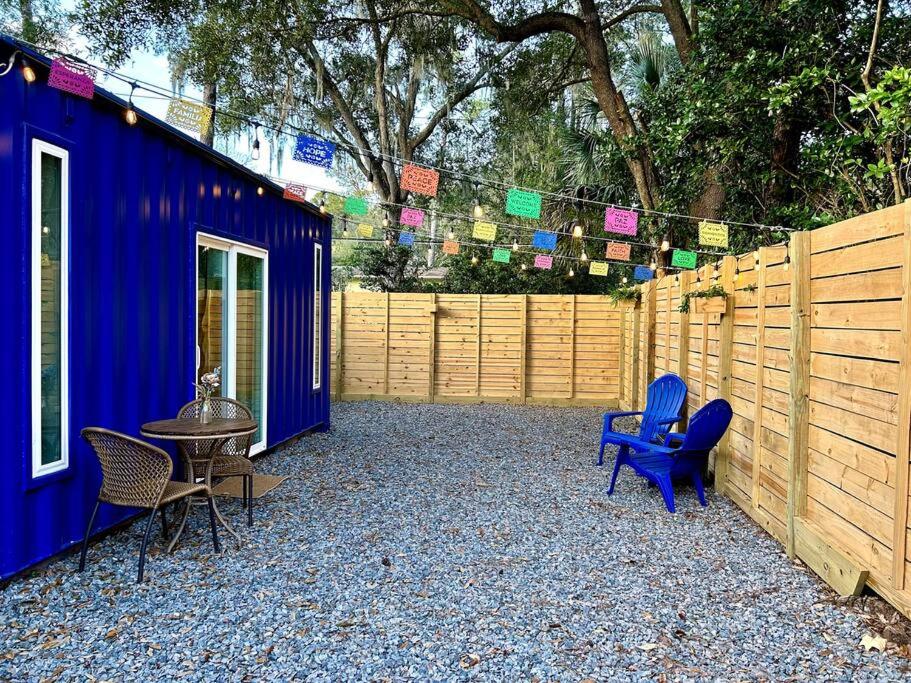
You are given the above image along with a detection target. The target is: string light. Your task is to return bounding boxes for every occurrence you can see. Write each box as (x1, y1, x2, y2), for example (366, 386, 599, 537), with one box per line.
(124, 82, 139, 125)
(21, 58, 35, 83)
(12, 36, 790, 233)
(342, 219, 349, 237)
(660, 234, 671, 252)
(257, 186, 264, 196)
(622, 276, 628, 284)
(447, 229, 455, 240)
(784, 246, 791, 272)
(252, 124, 261, 161)
(580, 250, 588, 262)
(473, 182, 483, 218)
(471, 254, 478, 265)
(384, 237, 391, 247)
(572, 223, 583, 238)
(650, 256, 657, 271)
(734, 264, 740, 283)
(568, 267, 574, 277)
(382, 211, 390, 228)
(512, 240, 519, 251)
(319, 199, 327, 214)
(521, 263, 527, 271)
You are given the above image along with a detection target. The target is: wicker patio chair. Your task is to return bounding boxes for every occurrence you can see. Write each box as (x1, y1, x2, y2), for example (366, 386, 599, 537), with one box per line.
(177, 397, 256, 527)
(78, 428, 220, 583)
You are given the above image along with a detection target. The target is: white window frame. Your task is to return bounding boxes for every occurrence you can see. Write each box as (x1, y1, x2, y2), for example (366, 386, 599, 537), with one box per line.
(195, 233, 269, 455)
(31, 139, 69, 477)
(313, 242, 322, 390)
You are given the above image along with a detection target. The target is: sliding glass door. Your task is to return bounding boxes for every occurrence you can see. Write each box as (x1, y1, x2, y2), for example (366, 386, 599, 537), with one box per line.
(196, 235, 268, 453)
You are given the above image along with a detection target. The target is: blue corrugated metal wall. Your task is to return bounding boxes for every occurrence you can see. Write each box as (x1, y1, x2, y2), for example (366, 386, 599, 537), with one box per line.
(0, 41, 332, 579)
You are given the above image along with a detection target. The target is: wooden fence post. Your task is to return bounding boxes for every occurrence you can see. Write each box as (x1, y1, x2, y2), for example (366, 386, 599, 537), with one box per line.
(892, 199, 911, 588)
(715, 256, 736, 493)
(334, 291, 343, 401)
(569, 295, 576, 401)
(677, 271, 692, 422)
(520, 294, 528, 404)
(383, 292, 390, 396)
(750, 247, 768, 511)
(428, 293, 437, 403)
(618, 304, 626, 408)
(476, 294, 482, 397)
(646, 281, 657, 389)
(632, 305, 641, 410)
(786, 233, 811, 558)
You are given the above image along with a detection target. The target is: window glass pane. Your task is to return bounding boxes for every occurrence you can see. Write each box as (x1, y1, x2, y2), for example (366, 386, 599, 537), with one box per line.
(197, 246, 229, 395)
(236, 253, 264, 444)
(313, 244, 321, 389)
(40, 153, 62, 465)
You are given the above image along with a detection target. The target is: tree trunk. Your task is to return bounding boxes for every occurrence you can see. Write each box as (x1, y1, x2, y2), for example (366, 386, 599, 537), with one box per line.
(579, 0, 660, 210)
(202, 81, 216, 147)
(19, 0, 36, 42)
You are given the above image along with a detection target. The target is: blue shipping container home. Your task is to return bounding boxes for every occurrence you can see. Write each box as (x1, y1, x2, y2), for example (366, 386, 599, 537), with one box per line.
(0, 37, 332, 580)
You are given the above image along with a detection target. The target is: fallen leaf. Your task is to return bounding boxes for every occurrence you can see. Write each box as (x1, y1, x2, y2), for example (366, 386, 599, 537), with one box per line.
(861, 633, 888, 652)
(637, 643, 659, 652)
(104, 629, 118, 640)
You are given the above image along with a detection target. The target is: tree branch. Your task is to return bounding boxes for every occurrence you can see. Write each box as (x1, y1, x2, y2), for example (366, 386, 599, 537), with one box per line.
(408, 43, 519, 152)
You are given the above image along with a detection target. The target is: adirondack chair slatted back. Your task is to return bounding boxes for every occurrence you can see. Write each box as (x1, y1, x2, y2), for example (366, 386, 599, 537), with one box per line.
(638, 374, 688, 442)
(676, 399, 733, 457)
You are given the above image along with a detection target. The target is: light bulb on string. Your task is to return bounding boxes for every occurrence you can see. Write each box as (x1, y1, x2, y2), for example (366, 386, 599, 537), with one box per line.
(650, 257, 657, 271)
(124, 83, 139, 125)
(473, 183, 483, 218)
(660, 234, 671, 252)
(21, 58, 35, 83)
(319, 199, 327, 214)
(251, 124, 261, 161)
(568, 267, 575, 278)
(447, 229, 454, 240)
(471, 254, 479, 265)
(512, 240, 519, 251)
(580, 250, 588, 262)
(521, 262, 527, 271)
(257, 186, 264, 196)
(342, 219, 349, 238)
(784, 247, 791, 272)
(382, 211, 390, 228)
(572, 223, 583, 238)
(622, 276, 628, 284)
(712, 261, 720, 280)
(734, 265, 740, 283)
(384, 237, 391, 247)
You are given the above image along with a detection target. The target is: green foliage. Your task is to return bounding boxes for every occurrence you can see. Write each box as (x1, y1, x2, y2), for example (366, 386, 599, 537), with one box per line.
(609, 286, 642, 305)
(679, 284, 727, 314)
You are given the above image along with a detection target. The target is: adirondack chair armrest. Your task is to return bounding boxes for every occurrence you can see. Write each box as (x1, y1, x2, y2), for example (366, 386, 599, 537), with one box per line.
(603, 411, 643, 432)
(663, 432, 686, 447)
(655, 416, 682, 426)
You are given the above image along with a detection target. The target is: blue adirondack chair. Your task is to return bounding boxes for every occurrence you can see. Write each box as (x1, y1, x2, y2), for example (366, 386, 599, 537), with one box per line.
(607, 398, 733, 512)
(597, 373, 687, 466)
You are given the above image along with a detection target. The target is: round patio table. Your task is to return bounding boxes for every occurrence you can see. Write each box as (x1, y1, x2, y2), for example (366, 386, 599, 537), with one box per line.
(141, 417, 257, 551)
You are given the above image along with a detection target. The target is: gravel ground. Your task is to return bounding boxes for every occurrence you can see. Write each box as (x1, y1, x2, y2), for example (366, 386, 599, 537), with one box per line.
(2, 401, 909, 682)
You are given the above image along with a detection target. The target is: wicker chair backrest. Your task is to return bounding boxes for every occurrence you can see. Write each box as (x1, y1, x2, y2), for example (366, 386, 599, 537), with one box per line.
(177, 397, 254, 458)
(81, 428, 173, 508)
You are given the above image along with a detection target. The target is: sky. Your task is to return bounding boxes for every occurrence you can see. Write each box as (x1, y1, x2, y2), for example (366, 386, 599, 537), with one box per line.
(58, 0, 343, 197)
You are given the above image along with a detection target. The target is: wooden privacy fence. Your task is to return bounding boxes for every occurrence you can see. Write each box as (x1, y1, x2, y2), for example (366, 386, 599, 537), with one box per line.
(617, 200, 911, 618)
(328, 201, 911, 618)
(330, 294, 634, 407)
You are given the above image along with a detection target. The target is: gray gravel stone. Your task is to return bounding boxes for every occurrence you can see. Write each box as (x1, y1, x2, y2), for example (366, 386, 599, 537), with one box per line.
(1, 401, 908, 681)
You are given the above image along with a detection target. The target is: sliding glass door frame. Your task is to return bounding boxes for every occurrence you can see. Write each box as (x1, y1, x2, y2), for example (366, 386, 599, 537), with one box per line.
(195, 232, 269, 454)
